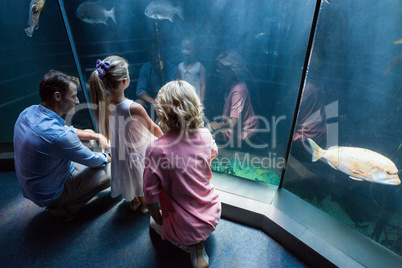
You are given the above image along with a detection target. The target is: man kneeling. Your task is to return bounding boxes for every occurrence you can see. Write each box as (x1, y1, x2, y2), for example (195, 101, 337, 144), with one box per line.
(14, 70, 111, 221)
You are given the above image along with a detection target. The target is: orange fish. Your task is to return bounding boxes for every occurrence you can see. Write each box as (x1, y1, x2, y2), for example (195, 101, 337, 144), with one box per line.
(308, 138, 400, 185)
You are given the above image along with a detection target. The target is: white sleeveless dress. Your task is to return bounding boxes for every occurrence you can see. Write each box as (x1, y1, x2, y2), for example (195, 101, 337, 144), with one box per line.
(109, 99, 157, 200)
(178, 61, 201, 97)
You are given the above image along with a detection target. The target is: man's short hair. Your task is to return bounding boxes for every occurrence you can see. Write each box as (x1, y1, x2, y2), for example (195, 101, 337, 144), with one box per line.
(39, 70, 76, 103)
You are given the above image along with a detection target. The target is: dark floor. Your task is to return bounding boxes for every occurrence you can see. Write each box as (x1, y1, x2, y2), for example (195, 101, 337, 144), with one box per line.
(0, 172, 308, 267)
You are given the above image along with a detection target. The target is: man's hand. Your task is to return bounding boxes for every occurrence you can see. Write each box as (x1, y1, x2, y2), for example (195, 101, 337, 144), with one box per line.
(75, 129, 111, 153)
(97, 134, 111, 153)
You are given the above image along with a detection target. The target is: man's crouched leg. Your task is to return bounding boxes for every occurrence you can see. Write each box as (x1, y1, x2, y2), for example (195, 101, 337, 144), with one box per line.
(46, 162, 111, 221)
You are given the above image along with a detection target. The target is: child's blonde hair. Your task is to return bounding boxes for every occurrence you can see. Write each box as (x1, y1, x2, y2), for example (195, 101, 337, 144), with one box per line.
(89, 55, 128, 140)
(155, 80, 204, 131)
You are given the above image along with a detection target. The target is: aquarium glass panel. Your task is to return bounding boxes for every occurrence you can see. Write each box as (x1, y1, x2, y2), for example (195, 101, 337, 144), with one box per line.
(283, 0, 402, 256)
(60, 0, 316, 201)
(0, 1, 93, 150)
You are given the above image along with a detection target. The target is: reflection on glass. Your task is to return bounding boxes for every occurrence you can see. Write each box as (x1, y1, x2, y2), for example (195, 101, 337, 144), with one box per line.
(284, 0, 402, 257)
(177, 36, 206, 104)
(135, 51, 177, 119)
(58, 0, 316, 196)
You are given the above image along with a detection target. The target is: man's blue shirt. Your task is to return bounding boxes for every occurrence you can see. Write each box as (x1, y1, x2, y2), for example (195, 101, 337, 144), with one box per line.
(136, 61, 177, 99)
(14, 104, 108, 207)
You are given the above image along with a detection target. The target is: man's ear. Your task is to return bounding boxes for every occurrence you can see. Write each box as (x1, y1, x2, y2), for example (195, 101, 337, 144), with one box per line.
(54, 91, 62, 102)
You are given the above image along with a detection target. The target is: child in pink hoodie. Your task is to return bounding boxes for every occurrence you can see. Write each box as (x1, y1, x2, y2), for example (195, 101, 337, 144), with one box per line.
(143, 80, 221, 268)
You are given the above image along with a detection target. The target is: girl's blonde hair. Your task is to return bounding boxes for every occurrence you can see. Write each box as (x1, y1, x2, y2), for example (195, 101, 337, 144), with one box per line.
(155, 80, 204, 131)
(89, 55, 128, 140)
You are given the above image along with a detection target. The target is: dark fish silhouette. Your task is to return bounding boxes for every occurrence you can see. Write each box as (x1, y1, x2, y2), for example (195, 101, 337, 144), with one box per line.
(145, 0, 183, 22)
(76, 2, 116, 25)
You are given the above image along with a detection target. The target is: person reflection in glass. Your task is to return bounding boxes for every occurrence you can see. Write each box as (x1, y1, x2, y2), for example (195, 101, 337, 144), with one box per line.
(292, 55, 327, 162)
(135, 51, 176, 117)
(177, 36, 206, 104)
(209, 50, 259, 146)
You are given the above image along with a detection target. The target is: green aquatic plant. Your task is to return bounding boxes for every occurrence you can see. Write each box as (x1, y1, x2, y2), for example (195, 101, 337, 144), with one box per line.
(224, 165, 236, 176)
(210, 157, 280, 186)
(211, 161, 236, 176)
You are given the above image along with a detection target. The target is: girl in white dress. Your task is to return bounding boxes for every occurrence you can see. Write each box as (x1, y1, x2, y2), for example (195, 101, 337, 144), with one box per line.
(177, 36, 206, 103)
(90, 56, 163, 213)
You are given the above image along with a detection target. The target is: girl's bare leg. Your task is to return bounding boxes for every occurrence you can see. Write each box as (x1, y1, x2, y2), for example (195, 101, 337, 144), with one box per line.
(130, 197, 141, 211)
(139, 196, 148, 214)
